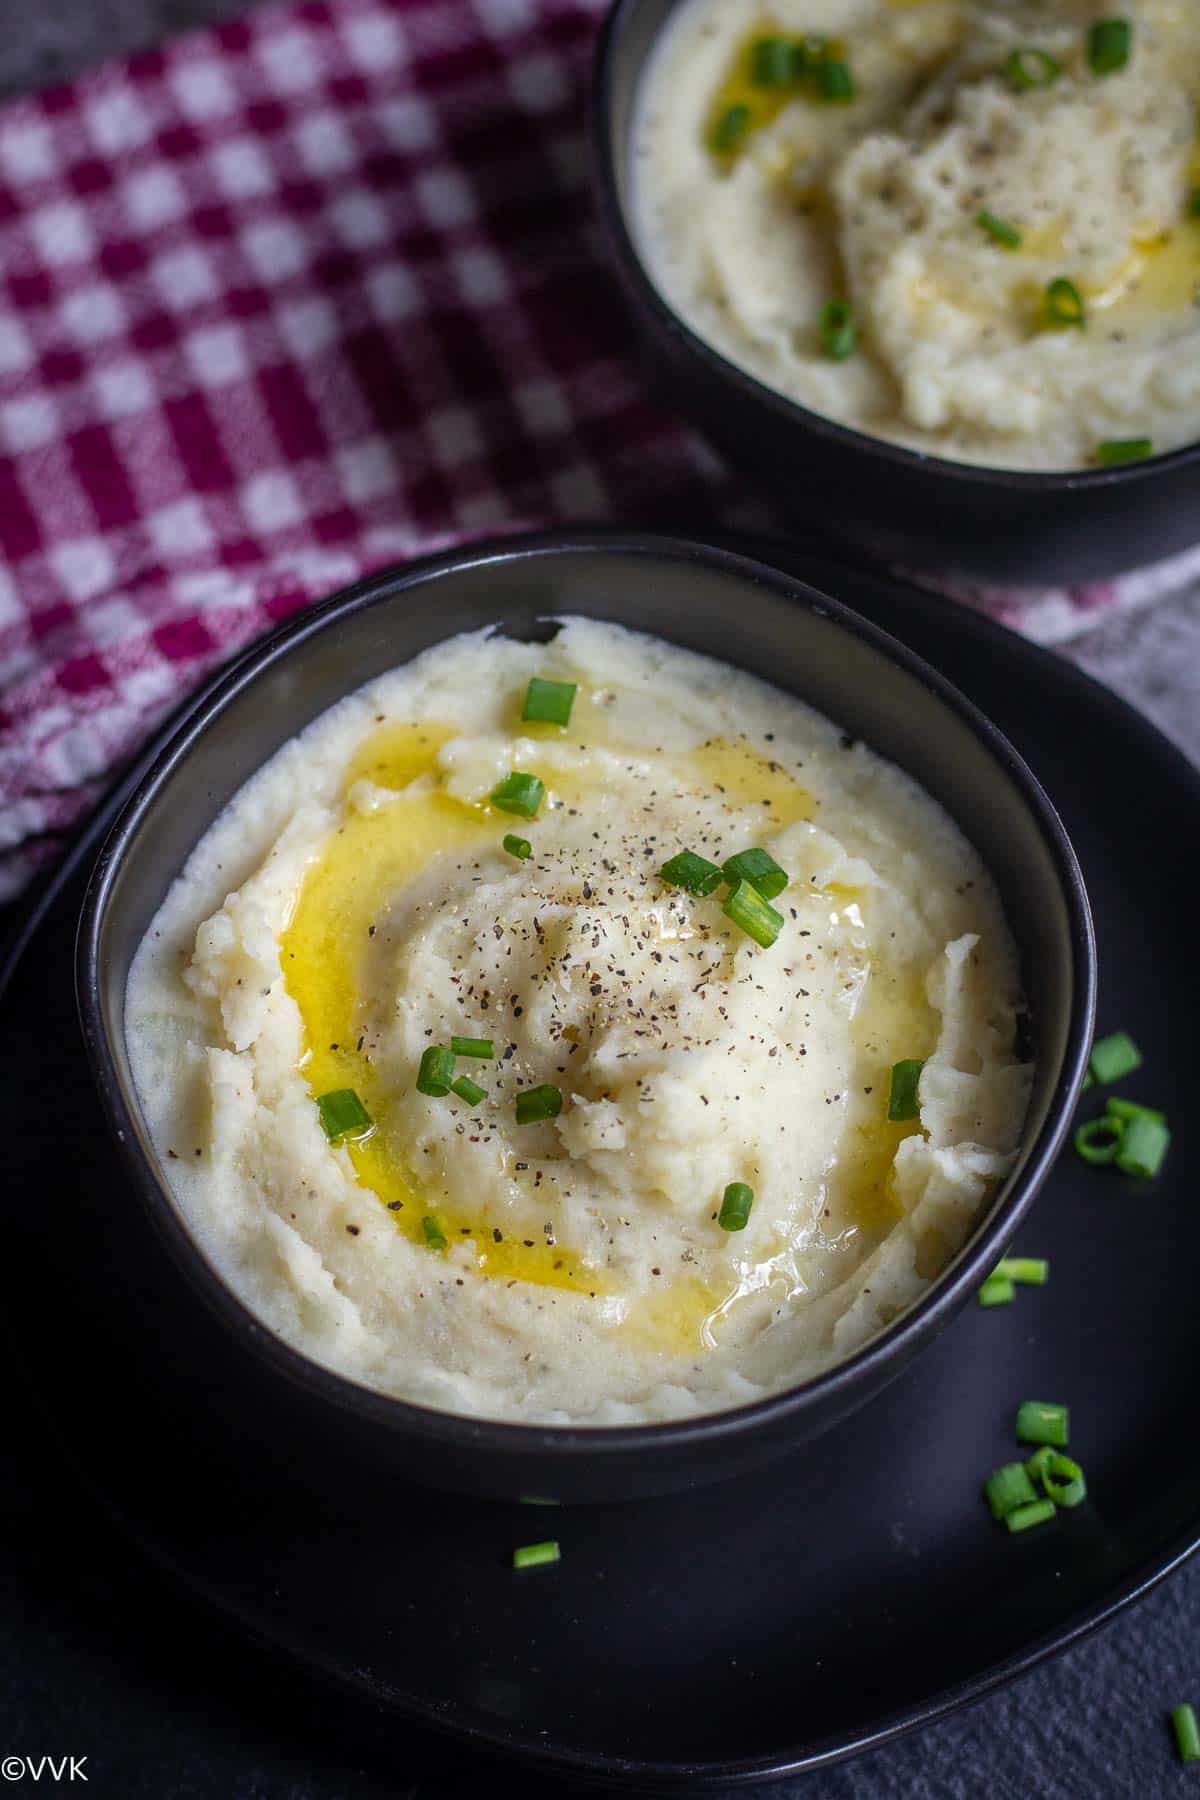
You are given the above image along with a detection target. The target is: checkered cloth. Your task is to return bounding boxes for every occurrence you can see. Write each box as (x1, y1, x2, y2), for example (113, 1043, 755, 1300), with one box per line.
(3, 0, 1198, 902)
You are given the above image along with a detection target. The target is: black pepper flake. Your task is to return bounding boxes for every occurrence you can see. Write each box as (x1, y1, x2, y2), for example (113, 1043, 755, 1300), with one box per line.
(346, 1225, 360, 1236)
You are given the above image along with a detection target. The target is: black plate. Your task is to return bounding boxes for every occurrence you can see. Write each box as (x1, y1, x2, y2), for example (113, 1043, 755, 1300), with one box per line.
(2, 535, 1196, 1788)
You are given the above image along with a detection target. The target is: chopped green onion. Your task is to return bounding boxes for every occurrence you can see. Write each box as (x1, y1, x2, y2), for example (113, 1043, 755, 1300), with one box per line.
(1045, 278, 1086, 328)
(1088, 17, 1131, 75)
(451, 1075, 487, 1106)
(1082, 1069, 1095, 1090)
(978, 1275, 1015, 1307)
(1026, 1446, 1087, 1508)
(1006, 46, 1062, 89)
(316, 1088, 373, 1143)
(994, 1257, 1049, 1286)
(659, 849, 724, 897)
(1115, 1112, 1170, 1178)
(983, 1461, 1038, 1520)
(887, 1059, 925, 1122)
(1016, 1400, 1069, 1448)
(718, 1181, 755, 1232)
(512, 1539, 560, 1570)
(710, 103, 751, 156)
(451, 1036, 493, 1060)
(522, 676, 576, 727)
(1074, 1116, 1122, 1164)
(977, 210, 1023, 249)
(416, 1046, 455, 1096)
(750, 35, 797, 86)
(490, 771, 545, 818)
(1089, 1031, 1142, 1084)
(1171, 1704, 1200, 1764)
(503, 833, 532, 860)
(1005, 1498, 1057, 1533)
(1191, 189, 1200, 218)
(1095, 437, 1153, 465)
(819, 298, 857, 360)
(1105, 1096, 1165, 1125)
(723, 879, 784, 949)
(515, 1084, 562, 1125)
(817, 55, 855, 103)
(722, 847, 788, 902)
(422, 1215, 447, 1249)
(519, 1494, 559, 1506)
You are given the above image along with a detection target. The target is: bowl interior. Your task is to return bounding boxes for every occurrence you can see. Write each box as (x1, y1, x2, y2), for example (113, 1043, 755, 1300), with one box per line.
(89, 538, 1085, 1368)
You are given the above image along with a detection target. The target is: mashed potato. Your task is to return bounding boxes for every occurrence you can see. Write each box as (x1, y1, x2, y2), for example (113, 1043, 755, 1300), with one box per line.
(634, 0, 1200, 469)
(126, 620, 1031, 1424)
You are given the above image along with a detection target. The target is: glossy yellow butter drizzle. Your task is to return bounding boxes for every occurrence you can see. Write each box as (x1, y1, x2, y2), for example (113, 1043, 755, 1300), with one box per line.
(281, 721, 595, 1294)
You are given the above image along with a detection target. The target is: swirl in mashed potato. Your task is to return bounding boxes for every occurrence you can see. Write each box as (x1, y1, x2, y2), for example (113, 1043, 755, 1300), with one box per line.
(126, 620, 1031, 1424)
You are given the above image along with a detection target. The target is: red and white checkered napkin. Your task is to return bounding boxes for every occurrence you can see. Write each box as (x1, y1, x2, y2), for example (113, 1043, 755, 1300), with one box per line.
(2, 0, 1198, 901)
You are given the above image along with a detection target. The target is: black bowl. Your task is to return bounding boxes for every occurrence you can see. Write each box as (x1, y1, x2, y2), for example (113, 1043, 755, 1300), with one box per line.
(591, 0, 1200, 583)
(77, 531, 1094, 1503)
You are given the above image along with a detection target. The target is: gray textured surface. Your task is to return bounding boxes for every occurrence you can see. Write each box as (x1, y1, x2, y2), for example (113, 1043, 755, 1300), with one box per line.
(2, 4, 1198, 1796)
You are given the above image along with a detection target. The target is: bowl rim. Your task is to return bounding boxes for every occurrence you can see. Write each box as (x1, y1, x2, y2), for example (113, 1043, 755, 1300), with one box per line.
(75, 527, 1095, 1460)
(590, 0, 1200, 492)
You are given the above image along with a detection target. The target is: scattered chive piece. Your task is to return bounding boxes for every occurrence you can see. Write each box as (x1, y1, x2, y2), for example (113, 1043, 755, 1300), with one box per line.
(515, 1084, 562, 1125)
(1045, 277, 1085, 329)
(522, 676, 576, 727)
(722, 847, 788, 902)
(1082, 1070, 1095, 1090)
(1095, 437, 1153, 466)
(1026, 1447, 1087, 1508)
(416, 1045, 455, 1097)
(978, 1275, 1015, 1307)
(1074, 1116, 1122, 1164)
(817, 55, 855, 103)
(984, 1461, 1038, 1520)
(316, 1088, 373, 1143)
(1088, 16, 1131, 75)
(1016, 1400, 1069, 1448)
(512, 1539, 561, 1570)
(1089, 1031, 1142, 1084)
(490, 771, 545, 819)
(1006, 1498, 1057, 1533)
(451, 1075, 487, 1107)
(1172, 1704, 1200, 1765)
(659, 849, 725, 897)
(819, 298, 857, 361)
(994, 1257, 1049, 1286)
(1115, 1112, 1170, 1178)
(750, 35, 796, 86)
(1006, 46, 1061, 89)
(519, 1495, 559, 1507)
(887, 1058, 925, 1122)
(977, 210, 1022, 250)
(451, 1036, 494, 1060)
(723, 878, 784, 949)
(1105, 1096, 1165, 1126)
(718, 1181, 755, 1232)
(422, 1215, 447, 1250)
(1191, 189, 1200, 218)
(710, 102, 751, 156)
(503, 833, 532, 861)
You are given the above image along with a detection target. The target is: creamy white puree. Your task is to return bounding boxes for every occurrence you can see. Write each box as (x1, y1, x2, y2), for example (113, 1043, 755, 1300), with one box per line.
(126, 620, 1031, 1424)
(634, 0, 1200, 469)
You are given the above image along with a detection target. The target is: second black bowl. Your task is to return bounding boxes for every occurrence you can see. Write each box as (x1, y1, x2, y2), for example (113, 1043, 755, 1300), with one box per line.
(592, 0, 1200, 583)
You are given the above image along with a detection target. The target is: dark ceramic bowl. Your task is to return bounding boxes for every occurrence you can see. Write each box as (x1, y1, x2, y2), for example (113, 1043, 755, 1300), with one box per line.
(591, 0, 1200, 583)
(77, 532, 1094, 1503)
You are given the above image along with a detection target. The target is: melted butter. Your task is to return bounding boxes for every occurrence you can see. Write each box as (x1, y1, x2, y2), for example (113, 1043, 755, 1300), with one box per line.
(282, 720, 595, 1295)
(690, 735, 815, 826)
